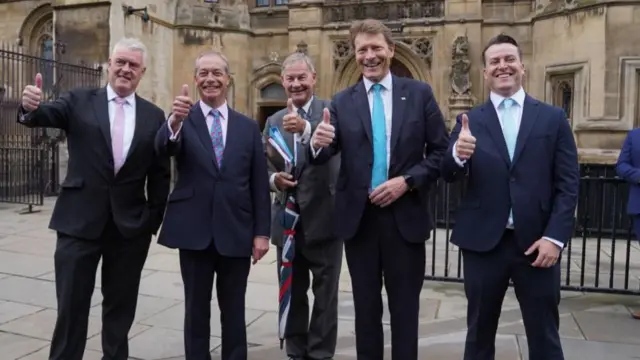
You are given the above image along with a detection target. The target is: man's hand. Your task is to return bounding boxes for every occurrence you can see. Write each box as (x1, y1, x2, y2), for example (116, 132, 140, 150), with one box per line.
(283, 98, 305, 134)
(455, 113, 476, 160)
(252, 237, 270, 265)
(310, 108, 334, 149)
(170, 84, 192, 133)
(369, 176, 408, 207)
(22, 73, 43, 112)
(525, 239, 561, 268)
(274, 172, 297, 191)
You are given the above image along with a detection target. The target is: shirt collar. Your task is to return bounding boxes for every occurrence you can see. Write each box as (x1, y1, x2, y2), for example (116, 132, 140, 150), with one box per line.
(363, 71, 393, 93)
(490, 87, 526, 110)
(106, 84, 135, 104)
(199, 100, 228, 120)
(293, 95, 314, 115)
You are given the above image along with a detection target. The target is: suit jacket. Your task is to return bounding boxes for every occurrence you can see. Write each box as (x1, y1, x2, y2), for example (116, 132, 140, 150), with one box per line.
(309, 75, 450, 243)
(616, 128, 640, 215)
(16, 87, 171, 240)
(441, 95, 580, 252)
(155, 103, 271, 257)
(263, 97, 340, 246)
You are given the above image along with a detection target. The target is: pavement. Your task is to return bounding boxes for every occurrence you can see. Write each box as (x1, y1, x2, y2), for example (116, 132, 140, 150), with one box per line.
(2, 198, 640, 359)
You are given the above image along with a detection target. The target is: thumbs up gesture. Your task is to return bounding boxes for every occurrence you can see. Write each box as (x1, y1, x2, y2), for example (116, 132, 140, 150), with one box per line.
(282, 98, 304, 134)
(455, 113, 476, 160)
(171, 84, 193, 124)
(311, 107, 335, 149)
(22, 73, 43, 112)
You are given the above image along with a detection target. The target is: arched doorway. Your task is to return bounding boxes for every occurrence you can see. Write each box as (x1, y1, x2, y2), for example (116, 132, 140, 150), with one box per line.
(257, 82, 287, 131)
(355, 59, 413, 84)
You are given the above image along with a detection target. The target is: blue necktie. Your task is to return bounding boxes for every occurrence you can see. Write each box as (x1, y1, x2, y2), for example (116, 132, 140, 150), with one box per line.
(500, 98, 518, 227)
(209, 109, 224, 167)
(371, 83, 387, 190)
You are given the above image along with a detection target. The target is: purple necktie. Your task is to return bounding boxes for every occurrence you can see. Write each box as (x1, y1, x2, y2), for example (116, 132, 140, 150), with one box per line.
(111, 97, 126, 174)
(210, 109, 224, 167)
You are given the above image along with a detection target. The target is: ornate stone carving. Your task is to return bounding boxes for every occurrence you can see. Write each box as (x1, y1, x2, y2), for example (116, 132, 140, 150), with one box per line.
(296, 41, 308, 55)
(450, 36, 471, 96)
(332, 37, 433, 70)
(332, 40, 352, 70)
(323, 0, 444, 23)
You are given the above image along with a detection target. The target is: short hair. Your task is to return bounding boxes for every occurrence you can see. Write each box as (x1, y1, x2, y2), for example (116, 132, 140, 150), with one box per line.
(112, 38, 148, 66)
(281, 52, 316, 75)
(482, 34, 523, 66)
(349, 19, 394, 50)
(194, 50, 230, 75)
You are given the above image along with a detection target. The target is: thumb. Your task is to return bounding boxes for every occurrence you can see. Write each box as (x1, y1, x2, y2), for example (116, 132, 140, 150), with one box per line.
(287, 98, 294, 113)
(524, 241, 539, 255)
(322, 108, 330, 124)
(461, 113, 470, 132)
(180, 84, 189, 97)
(35, 73, 42, 89)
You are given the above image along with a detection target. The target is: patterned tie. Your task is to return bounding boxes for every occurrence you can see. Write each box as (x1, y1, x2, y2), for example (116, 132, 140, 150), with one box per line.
(210, 109, 224, 167)
(500, 98, 518, 227)
(370, 83, 388, 190)
(111, 97, 126, 174)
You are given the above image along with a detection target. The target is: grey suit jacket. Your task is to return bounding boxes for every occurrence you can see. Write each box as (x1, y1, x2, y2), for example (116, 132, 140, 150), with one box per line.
(262, 97, 340, 247)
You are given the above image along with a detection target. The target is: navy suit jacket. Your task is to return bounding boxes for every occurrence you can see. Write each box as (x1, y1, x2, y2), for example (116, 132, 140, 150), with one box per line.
(616, 129, 640, 215)
(441, 95, 579, 252)
(309, 75, 450, 243)
(154, 104, 271, 257)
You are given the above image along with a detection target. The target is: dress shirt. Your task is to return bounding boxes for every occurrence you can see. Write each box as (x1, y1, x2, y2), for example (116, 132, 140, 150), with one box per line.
(452, 87, 564, 249)
(168, 101, 229, 143)
(311, 72, 393, 169)
(269, 96, 313, 192)
(106, 84, 137, 161)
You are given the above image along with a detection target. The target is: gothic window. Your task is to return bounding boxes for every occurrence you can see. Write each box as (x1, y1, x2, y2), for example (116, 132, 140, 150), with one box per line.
(551, 75, 574, 123)
(256, 0, 269, 7)
(31, 17, 54, 92)
(260, 83, 287, 100)
(275, 0, 288, 4)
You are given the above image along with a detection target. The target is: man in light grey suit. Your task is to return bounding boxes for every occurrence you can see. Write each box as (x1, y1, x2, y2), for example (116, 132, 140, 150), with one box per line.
(262, 52, 342, 360)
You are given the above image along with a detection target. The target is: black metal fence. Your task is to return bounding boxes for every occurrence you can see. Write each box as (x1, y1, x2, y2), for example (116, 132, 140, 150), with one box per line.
(0, 42, 102, 208)
(426, 167, 640, 296)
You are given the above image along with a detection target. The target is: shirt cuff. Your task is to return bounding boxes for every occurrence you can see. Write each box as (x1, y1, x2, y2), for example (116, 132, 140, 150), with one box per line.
(269, 173, 280, 192)
(310, 140, 323, 158)
(452, 141, 466, 167)
(168, 116, 182, 142)
(299, 120, 312, 144)
(542, 237, 564, 250)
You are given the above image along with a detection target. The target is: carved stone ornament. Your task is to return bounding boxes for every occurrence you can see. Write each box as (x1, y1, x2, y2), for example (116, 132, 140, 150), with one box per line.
(296, 41, 308, 55)
(332, 40, 352, 70)
(450, 36, 471, 96)
(332, 37, 433, 71)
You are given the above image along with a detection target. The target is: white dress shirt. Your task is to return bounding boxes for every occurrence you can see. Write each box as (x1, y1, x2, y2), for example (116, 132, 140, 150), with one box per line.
(452, 87, 563, 249)
(169, 101, 229, 144)
(311, 71, 394, 170)
(269, 97, 313, 192)
(106, 84, 136, 161)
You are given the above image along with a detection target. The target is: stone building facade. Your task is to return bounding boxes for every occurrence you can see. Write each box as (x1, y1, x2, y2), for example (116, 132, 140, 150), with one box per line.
(1, 0, 640, 164)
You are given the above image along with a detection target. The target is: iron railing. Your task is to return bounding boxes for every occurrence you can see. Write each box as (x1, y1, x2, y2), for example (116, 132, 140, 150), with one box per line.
(426, 173, 640, 296)
(0, 42, 102, 208)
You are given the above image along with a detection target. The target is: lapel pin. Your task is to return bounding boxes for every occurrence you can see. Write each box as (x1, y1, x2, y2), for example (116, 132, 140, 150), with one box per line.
(401, 97, 406, 100)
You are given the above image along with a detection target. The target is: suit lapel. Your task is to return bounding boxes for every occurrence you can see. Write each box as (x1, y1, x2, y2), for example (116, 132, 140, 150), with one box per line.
(389, 76, 407, 157)
(480, 100, 511, 167)
(511, 96, 539, 167)
(353, 82, 372, 144)
(92, 88, 112, 160)
(189, 102, 219, 171)
(222, 109, 242, 172)
(124, 95, 145, 163)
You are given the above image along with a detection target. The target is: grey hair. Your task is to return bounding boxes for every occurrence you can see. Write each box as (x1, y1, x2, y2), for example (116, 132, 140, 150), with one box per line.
(281, 52, 316, 75)
(112, 38, 148, 66)
(194, 50, 231, 75)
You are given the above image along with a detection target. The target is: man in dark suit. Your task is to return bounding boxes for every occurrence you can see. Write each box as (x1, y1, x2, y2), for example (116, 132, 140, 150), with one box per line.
(616, 129, 640, 319)
(263, 52, 341, 360)
(309, 19, 450, 360)
(18, 38, 171, 360)
(155, 50, 271, 360)
(441, 34, 579, 360)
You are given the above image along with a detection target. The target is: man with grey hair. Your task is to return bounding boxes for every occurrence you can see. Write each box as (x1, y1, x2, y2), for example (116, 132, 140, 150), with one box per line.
(155, 50, 271, 360)
(262, 51, 341, 360)
(18, 38, 170, 360)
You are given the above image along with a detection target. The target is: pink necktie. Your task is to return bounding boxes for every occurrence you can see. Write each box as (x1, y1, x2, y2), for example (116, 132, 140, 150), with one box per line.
(111, 97, 126, 174)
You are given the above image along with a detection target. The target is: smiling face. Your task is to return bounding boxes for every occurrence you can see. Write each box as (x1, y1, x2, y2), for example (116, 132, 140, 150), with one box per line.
(483, 42, 525, 97)
(107, 46, 145, 97)
(194, 54, 230, 107)
(281, 60, 316, 107)
(353, 32, 394, 83)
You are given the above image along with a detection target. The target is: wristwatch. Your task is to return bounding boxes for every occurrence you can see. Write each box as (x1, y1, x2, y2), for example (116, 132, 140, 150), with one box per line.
(403, 175, 415, 190)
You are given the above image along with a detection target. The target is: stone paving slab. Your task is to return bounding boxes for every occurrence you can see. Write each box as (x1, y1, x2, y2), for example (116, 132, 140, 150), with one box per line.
(2, 200, 640, 359)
